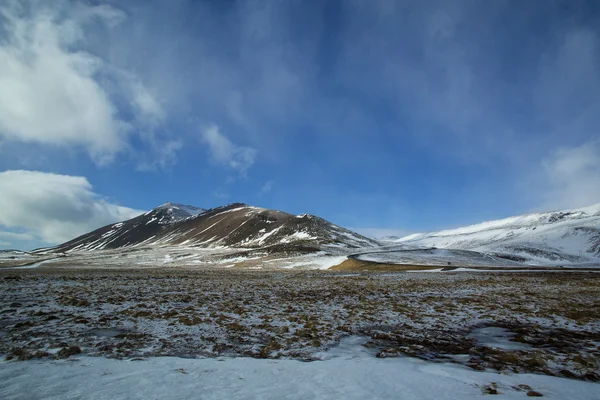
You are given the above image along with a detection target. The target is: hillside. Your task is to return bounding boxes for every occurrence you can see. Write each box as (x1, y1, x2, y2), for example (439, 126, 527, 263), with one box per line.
(48, 202, 379, 254)
(391, 204, 600, 265)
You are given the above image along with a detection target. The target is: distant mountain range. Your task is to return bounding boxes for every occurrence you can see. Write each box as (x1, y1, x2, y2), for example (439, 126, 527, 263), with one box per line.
(46, 202, 379, 254)
(386, 203, 600, 265)
(31, 202, 600, 267)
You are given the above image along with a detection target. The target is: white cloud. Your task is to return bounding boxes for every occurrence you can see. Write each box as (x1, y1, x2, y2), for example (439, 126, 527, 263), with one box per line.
(259, 180, 274, 195)
(539, 140, 600, 210)
(0, 231, 34, 241)
(0, 170, 144, 246)
(201, 125, 257, 174)
(134, 135, 183, 172)
(212, 189, 230, 200)
(0, 1, 175, 167)
(116, 71, 166, 128)
(0, 1, 125, 163)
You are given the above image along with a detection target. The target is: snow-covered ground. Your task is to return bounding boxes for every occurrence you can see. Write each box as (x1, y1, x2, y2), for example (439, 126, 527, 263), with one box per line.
(355, 248, 524, 267)
(1, 336, 598, 400)
(0, 246, 352, 270)
(388, 203, 600, 266)
(2, 269, 599, 380)
(0, 251, 41, 268)
(354, 247, 600, 268)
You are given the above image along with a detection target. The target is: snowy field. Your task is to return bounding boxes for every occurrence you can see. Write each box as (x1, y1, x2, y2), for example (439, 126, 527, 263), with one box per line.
(2, 336, 599, 400)
(2, 268, 599, 384)
(391, 203, 600, 267)
(355, 248, 525, 267)
(0, 246, 349, 270)
(354, 248, 600, 269)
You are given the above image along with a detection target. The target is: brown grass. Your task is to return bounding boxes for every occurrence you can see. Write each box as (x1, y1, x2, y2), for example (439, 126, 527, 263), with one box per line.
(330, 258, 440, 271)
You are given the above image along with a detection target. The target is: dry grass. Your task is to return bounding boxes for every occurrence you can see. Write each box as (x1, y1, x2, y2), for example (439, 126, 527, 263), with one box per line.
(330, 258, 440, 271)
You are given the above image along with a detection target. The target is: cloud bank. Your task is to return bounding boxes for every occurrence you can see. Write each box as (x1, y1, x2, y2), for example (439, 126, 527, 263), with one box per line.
(0, 170, 143, 248)
(0, 0, 176, 167)
(540, 140, 600, 210)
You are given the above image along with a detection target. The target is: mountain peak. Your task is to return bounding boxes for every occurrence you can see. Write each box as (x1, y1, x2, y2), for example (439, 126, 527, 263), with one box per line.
(50, 202, 379, 253)
(148, 202, 206, 222)
(223, 202, 248, 209)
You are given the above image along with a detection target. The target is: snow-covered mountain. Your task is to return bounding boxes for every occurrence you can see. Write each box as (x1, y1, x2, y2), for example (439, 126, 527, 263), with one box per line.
(152, 202, 207, 222)
(391, 204, 600, 265)
(48, 203, 379, 254)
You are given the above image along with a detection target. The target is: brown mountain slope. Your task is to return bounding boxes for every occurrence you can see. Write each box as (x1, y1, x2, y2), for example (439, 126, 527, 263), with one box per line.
(49, 203, 379, 253)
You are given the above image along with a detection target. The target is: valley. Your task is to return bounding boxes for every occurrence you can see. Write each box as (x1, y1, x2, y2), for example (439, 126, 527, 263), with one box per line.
(1, 201, 599, 399)
(1, 202, 599, 272)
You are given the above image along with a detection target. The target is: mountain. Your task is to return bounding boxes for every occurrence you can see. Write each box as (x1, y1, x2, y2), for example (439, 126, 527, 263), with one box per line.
(391, 204, 600, 265)
(153, 202, 207, 222)
(48, 202, 379, 254)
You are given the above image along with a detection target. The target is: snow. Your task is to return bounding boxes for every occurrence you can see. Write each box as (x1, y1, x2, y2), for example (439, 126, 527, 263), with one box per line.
(355, 248, 526, 268)
(255, 225, 283, 245)
(218, 255, 260, 264)
(18, 246, 351, 270)
(395, 232, 423, 241)
(279, 231, 316, 243)
(279, 255, 347, 270)
(1, 337, 598, 400)
(173, 204, 206, 217)
(468, 327, 533, 351)
(336, 230, 372, 243)
(393, 204, 600, 265)
(400, 203, 600, 239)
(0, 259, 51, 269)
(157, 202, 205, 216)
(214, 206, 247, 215)
(100, 230, 117, 238)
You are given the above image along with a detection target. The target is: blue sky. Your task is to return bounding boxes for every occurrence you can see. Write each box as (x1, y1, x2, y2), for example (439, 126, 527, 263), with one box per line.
(1, 0, 599, 250)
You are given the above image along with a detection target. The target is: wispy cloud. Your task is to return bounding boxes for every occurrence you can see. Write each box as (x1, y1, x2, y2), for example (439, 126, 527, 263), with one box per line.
(259, 180, 274, 196)
(0, 231, 34, 241)
(201, 125, 257, 175)
(538, 140, 600, 210)
(212, 189, 230, 200)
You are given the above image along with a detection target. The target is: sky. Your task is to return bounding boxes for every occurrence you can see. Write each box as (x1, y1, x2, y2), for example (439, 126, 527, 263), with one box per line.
(0, 0, 599, 250)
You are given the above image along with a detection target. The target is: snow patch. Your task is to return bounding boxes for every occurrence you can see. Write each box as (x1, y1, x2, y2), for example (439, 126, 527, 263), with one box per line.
(1, 347, 598, 400)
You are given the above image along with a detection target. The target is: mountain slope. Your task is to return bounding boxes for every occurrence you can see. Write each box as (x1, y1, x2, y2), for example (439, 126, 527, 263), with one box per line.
(49, 203, 379, 253)
(393, 204, 600, 264)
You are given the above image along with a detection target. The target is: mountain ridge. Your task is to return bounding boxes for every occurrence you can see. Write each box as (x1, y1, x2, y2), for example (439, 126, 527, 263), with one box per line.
(46, 202, 379, 254)
(389, 203, 600, 264)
